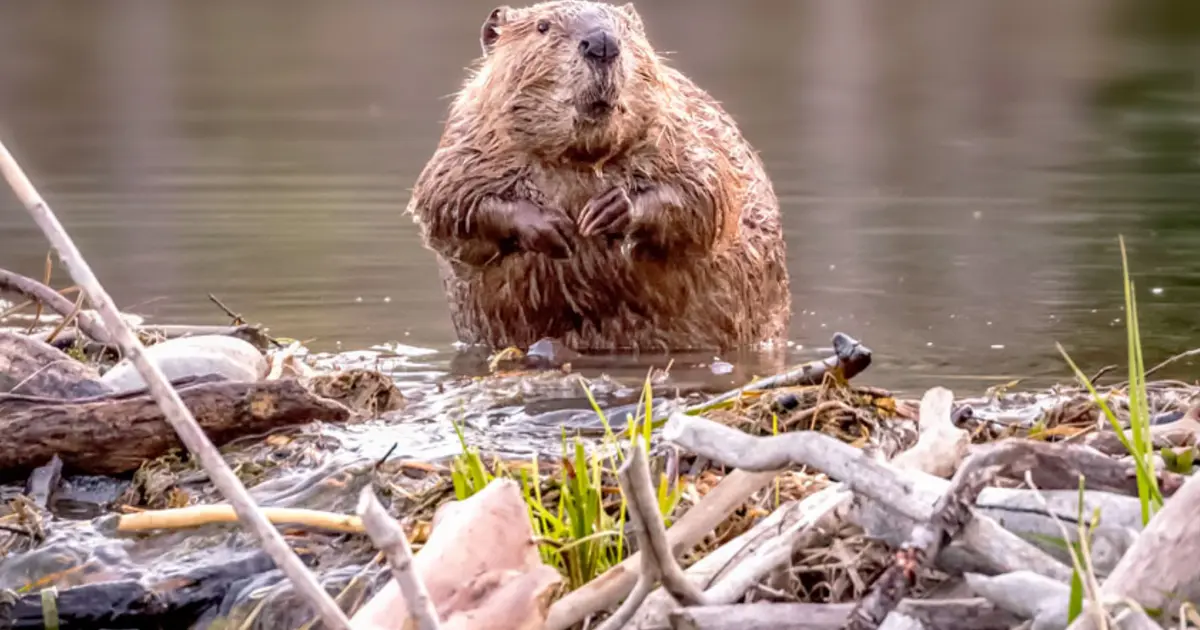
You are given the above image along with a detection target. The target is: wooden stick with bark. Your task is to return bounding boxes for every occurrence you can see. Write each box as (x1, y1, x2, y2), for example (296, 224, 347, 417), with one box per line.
(0, 136, 353, 630)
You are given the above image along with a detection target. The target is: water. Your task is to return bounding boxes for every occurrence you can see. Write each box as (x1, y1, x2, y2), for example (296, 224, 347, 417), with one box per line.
(3, 0, 1200, 397)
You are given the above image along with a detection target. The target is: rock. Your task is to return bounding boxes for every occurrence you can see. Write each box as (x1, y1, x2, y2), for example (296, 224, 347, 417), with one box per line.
(100, 335, 267, 394)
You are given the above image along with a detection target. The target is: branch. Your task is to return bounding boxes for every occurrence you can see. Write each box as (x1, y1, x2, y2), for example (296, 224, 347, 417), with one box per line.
(596, 441, 707, 630)
(0, 268, 111, 344)
(0, 137, 352, 629)
(664, 412, 1072, 582)
(356, 487, 440, 630)
(844, 441, 1021, 629)
(544, 469, 778, 630)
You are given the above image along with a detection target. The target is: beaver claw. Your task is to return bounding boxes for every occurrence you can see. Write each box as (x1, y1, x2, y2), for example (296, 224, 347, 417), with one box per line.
(510, 201, 576, 258)
(579, 187, 633, 238)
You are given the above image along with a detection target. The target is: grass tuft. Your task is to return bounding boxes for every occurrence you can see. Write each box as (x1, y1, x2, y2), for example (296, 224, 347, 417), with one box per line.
(448, 371, 683, 591)
(1056, 234, 1163, 525)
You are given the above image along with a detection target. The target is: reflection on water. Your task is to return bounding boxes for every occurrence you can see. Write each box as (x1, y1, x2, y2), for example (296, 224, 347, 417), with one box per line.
(2, 0, 1200, 397)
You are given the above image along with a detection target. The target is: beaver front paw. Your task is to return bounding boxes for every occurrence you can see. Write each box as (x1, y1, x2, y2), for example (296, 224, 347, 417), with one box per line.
(578, 186, 633, 238)
(509, 200, 576, 258)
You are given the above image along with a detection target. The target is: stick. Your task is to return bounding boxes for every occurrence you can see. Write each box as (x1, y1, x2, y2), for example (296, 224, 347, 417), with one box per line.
(624, 440, 708, 606)
(543, 469, 778, 630)
(113, 505, 367, 535)
(0, 136, 353, 630)
(685, 332, 872, 413)
(356, 487, 441, 630)
(0, 268, 110, 344)
(597, 442, 708, 630)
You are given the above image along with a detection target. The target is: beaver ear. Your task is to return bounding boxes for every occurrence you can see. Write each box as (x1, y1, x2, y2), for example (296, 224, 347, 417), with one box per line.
(480, 6, 511, 57)
(618, 3, 645, 34)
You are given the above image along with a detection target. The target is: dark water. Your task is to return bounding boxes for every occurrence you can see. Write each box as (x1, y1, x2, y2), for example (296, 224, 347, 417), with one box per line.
(2, 0, 1200, 396)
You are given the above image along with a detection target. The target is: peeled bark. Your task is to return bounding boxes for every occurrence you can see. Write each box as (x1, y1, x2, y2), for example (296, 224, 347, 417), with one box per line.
(0, 379, 351, 478)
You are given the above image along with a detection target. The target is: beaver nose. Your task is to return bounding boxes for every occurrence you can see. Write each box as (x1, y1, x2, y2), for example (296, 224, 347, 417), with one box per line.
(580, 29, 619, 64)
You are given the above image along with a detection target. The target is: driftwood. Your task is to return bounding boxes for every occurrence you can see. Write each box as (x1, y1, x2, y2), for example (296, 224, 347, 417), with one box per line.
(964, 571, 1070, 630)
(0, 379, 351, 477)
(0, 551, 276, 629)
(0, 331, 111, 398)
(663, 411, 1072, 582)
(624, 388, 966, 630)
(667, 598, 1021, 630)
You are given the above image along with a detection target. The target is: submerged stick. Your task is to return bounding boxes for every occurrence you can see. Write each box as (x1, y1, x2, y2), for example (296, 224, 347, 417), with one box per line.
(0, 137, 353, 630)
(356, 487, 441, 630)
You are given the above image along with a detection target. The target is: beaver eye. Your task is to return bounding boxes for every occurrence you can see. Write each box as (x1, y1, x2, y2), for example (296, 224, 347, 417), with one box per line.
(536, 20, 550, 34)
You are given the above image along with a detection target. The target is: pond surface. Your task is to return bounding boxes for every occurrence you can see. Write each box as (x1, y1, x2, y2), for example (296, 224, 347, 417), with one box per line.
(3, 0, 1200, 398)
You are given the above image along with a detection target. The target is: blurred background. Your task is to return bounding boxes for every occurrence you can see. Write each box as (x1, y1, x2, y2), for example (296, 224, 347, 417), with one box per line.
(1, 0, 1199, 395)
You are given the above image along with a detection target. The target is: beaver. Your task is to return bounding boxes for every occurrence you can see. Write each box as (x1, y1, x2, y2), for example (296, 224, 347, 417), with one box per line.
(406, 0, 791, 352)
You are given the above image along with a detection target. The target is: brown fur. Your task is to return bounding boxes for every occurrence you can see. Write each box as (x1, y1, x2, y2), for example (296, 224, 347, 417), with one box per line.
(406, 0, 791, 352)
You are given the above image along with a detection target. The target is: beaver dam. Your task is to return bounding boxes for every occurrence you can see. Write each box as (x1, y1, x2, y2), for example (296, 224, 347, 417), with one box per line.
(3, 231, 1200, 630)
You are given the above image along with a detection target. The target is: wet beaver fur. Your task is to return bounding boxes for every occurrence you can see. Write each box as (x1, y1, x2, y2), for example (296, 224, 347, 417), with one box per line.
(407, 0, 791, 352)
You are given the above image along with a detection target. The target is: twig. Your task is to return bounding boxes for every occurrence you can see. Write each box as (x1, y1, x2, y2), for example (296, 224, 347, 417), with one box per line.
(208, 293, 245, 326)
(356, 487, 440, 630)
(0, 268, 109, 343)
(1118, 347, 1200, 386)
(597, 441, 708, 630)
(26, 249, 52, 334)
(0, 136, 353, 630)
(43, 289, 84, 344)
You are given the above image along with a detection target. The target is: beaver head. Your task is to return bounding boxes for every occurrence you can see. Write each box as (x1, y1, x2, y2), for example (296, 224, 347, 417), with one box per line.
(462, 1, 663, 161)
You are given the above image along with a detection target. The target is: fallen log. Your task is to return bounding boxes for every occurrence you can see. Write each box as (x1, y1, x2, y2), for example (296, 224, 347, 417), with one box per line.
(0, 379, 351, 478)
(0, 331, 111, 398)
